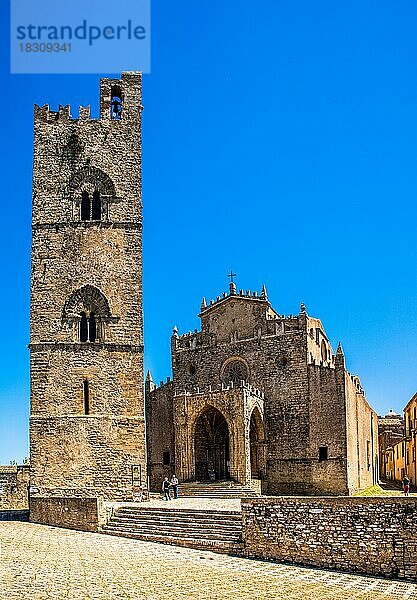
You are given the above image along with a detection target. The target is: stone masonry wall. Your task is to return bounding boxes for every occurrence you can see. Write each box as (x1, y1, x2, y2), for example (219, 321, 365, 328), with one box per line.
(0, 466, 30, 510)
(306, 365, 349, 495)
(242, 496, 417, 581)
(345, 372, 379, 493)
(146, 381, 175, 491)
(146, 290, 378, 496)
(168, 297, 354, 495)
(171, 310, 314, 494)
(30, 72, 146, 499)
(30, 497, 105, 532)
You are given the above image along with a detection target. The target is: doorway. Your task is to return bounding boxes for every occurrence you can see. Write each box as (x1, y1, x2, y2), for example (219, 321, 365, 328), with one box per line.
(194, 407, 230, 481)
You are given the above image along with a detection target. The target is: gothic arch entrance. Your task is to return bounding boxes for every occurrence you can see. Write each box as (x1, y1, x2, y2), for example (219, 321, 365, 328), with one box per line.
(250, 407, 266, 479)
(194, 407, 230, 481)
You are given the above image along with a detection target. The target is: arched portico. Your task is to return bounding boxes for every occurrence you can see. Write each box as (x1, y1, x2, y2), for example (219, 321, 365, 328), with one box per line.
(173, 387, 265, 487)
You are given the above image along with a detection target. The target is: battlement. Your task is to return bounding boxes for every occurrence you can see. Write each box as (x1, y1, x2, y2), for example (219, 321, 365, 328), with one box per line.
(199, 284, 271, 315)
(172, 314, 306, 352)
(350, 373, 364, 394)
(34, 104, 93, 123)
(173, 381, 265, 400)
(148, 378, 265, 400)
(34, 71, 143, 125)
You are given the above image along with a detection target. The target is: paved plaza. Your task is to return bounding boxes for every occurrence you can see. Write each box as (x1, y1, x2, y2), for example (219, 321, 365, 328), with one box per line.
(0, 522, 416, 599)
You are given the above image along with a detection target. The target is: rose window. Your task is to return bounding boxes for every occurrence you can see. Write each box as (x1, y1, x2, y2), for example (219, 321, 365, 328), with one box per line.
(222, 360, 249, 384)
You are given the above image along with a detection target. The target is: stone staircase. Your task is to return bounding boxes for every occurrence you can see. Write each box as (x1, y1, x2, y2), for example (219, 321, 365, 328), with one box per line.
(177, 481, 260, 498)
(102, 506, 243, 554)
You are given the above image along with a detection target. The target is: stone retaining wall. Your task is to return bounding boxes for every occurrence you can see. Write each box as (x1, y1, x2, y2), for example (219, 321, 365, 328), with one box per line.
(30, 497, 105, 532)
(0, 465, 29, 510)
(0, 510, 29, 521)
(241, 496, 417, 581)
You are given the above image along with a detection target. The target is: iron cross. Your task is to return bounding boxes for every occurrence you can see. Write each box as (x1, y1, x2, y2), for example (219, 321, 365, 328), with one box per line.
(228, 270, 236, 283)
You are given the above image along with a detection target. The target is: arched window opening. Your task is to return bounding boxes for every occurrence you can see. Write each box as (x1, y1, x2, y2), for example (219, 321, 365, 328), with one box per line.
(64, 285, 110, 344)
(91, 191, 101, 220)
(110, 86, 122, 120)
(81, 190, 102, 222)
(81, 191, 90, 221)
(80, 312, 88, 343)
(83, 380, 90, 415)
(89, 312, 96, 342)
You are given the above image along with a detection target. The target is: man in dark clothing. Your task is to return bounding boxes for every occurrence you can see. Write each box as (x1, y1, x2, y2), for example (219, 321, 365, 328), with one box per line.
(162, 477, 171, 500)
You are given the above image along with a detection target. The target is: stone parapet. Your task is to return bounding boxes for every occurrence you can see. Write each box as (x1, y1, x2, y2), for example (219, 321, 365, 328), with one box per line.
(30, 497, 105, 532)
(0, 465, 30, 510)
(242, 496, 417, 581)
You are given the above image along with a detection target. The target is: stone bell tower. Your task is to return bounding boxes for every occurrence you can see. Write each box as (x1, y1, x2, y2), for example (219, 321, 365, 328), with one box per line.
(29, 72, 145, 500)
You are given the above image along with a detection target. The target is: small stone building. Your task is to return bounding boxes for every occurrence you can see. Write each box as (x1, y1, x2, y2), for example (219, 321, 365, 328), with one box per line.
(146, 281, 378, 496)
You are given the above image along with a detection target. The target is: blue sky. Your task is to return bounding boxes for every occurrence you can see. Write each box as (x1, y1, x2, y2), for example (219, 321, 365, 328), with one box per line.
(1, 0, 416, 462)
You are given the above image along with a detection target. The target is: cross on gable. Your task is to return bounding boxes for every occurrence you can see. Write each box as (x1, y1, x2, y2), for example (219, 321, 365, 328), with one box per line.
(228, 270, 236, 283)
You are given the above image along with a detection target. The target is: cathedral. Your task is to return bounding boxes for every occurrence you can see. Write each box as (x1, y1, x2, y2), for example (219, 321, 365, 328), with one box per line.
(146, 278, 378, 496)
(29, 73, 378, 501)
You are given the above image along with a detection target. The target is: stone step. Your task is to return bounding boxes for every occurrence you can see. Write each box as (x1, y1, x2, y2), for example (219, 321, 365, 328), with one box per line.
(111, 515, 240, 530)
(177, 483, 259, 498)
(111, 522, 241, 539)
(103, 523, 241, 542)
(175, 492, 255, 498)
(103, 505, 244, 554)
(102, 528, 243, 554)
(114, 508, 241, 521)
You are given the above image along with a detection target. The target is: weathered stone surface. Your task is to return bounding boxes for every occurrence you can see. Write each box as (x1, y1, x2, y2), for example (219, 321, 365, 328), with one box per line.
(241, 496, 417, 582)
(0, 465, 29, 510)
(30, 496, 105, 532)
(147, 287, 378, 495)
(30, 73, 146, 500)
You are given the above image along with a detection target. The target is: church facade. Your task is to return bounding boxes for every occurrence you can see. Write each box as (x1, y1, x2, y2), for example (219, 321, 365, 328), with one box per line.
(146, 280, 378, 496)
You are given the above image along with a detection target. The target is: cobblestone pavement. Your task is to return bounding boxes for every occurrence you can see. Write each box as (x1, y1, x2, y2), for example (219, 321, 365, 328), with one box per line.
(1, 523, 417, 599)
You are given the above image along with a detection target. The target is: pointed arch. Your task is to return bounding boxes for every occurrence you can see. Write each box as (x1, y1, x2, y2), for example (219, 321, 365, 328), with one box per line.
(193, 406, 230, 481)
(250, 405, 266, 479)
